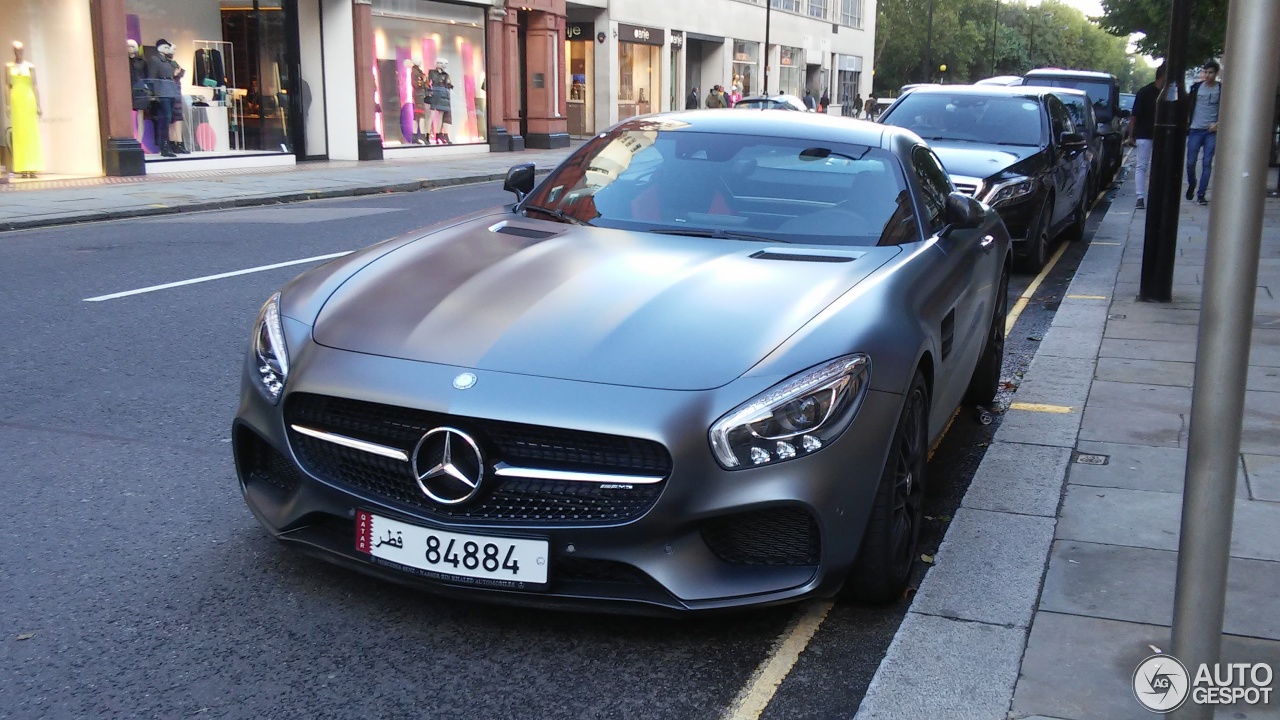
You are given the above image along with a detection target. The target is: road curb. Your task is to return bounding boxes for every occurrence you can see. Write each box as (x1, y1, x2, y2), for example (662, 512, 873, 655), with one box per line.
(854, 184, 1138, 720)
(0, 171, 537, 233)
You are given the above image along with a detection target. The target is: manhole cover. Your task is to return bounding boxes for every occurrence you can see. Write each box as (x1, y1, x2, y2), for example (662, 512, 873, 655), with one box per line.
(1075, 453, 1109, 466)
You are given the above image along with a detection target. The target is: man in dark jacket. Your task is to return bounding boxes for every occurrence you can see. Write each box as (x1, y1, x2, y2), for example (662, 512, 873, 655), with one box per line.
(686, 86, 700, 110)
(1185, 60, 1221, 204)
(803, 90, 817, 111)
(1126, 63, 1165, 210)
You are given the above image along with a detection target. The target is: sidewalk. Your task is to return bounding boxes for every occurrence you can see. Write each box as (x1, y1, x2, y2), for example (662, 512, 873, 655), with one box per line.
(0, 145, 576, 232)
(858, 175, 1280, 719)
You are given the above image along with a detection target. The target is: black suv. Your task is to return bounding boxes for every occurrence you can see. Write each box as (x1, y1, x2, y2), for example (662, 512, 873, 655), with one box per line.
(1020, 68, 1125, 187)
(879, 84, 1091, 271)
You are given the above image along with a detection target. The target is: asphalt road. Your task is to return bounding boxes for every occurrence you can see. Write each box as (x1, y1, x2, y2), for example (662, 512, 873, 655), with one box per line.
(0, 180, 1110, 720)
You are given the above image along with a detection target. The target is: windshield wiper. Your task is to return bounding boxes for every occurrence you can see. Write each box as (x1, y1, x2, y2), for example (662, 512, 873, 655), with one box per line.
(649, 227, 781, 243)
(522, 204, 593, 226)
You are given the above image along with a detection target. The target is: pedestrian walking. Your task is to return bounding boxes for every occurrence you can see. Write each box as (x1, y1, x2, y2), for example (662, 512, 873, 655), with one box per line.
(803, 89, 817, 111)
(1185, 60, 1221, 205)
(819, 90, 830, 114)
(1126, 63, 1166, 210)
(686, 86, 700, 110)
(706, 85, 726, 109)
(864, 95, 878, 121)
(852, 93, 863, 118)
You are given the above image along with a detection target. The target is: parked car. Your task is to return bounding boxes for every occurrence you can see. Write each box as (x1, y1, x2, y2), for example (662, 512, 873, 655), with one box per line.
(1019, 68, 1125, 187)
(879, 84, 1090, 271)
(1118, 91, 1136, 138)
(1048, 87, 1105, 203)
(974, 75, 1024, 86)
(234, 111, 1011, 613)
(732, 94, 810, 111)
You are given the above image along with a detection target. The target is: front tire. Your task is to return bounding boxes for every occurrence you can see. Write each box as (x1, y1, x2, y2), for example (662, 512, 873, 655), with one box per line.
(843, 371, 930, 604)
(963, 267, 1009, 406)
(1017, 196, 1051, 273)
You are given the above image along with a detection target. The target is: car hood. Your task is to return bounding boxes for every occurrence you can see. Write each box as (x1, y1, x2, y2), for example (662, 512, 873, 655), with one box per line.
(929, 140, 1041, 180)
(312, 219, 900, 390)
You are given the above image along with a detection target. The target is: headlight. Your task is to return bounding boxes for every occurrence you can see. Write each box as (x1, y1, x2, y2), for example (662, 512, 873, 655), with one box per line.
(709, 355, 871, 469)
(982, 176, 1037, 207)
(252, 293, 289, 403)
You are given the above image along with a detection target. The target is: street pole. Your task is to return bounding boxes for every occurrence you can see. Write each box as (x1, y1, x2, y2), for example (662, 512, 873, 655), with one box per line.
(923, 0, 935, 83)
(1169, 1, 1280, 718)
(991, 0, 999, 76)
(1137, 0, 1191, 302)
(763, 0, 772, 95)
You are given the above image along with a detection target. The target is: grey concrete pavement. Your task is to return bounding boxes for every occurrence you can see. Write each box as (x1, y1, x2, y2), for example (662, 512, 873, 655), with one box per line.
(0, 145, 576, 231)
(857, 173, 1280, 719)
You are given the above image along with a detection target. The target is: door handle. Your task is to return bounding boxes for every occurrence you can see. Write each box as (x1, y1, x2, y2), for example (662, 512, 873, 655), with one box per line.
(980, 235, 996, 250)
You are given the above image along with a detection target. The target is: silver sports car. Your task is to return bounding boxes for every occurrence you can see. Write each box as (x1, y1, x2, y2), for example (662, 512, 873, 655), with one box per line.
(234, 111, 1011, 613)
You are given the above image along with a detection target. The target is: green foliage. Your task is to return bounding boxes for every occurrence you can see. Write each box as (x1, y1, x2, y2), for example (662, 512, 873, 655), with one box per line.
(873, 0, 1141, 97)
(1098, 0, 1227, 64)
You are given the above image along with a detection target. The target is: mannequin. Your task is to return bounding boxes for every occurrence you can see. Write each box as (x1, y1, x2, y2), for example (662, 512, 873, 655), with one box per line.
(427, 59, 453, 144)
(5, 41, 43, 178)
(147, 39, 186, 157)
(409, 60, 428, 144)
(127, 40, 149, 144)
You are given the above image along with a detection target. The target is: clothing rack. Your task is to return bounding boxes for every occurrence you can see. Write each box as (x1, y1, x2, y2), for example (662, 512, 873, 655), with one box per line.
(191, 40, 242, 151)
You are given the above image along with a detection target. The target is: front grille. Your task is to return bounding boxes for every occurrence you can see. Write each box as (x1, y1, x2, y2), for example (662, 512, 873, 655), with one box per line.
(285, 393, 671, 525)
(953, 182, 979, 197)
(237, 427, 303, 494)
(556, 557, 651, 585)
(701, 508, 821, 566)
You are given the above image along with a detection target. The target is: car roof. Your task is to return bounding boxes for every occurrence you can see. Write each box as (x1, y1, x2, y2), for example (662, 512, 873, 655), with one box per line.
(1046, 87, 1090, 100)
(1024, 67, 1116, 80)
(900, 84, 1052, 100)
(613, 110, 909, 150)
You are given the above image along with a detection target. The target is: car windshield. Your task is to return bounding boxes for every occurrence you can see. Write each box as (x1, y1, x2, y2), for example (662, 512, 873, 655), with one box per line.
(1022, 77, 1112, 116)
(880, 93, 1045, 146)
(520, 121, 914, 247)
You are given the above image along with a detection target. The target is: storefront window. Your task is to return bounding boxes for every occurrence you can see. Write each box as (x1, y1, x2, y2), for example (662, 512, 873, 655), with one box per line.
(2, 0, 103, 179)
(778, 46, 803, 97)
(566, 35, 594, 135)
(618, 42, 658, 120)
(731, 40, 758, 102)
(371, 0, 486, 147)
(122, 0, 300, 158)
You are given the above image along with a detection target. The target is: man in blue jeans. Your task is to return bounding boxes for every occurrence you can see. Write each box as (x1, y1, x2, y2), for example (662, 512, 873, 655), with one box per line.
(1185, 60, 1221, 205)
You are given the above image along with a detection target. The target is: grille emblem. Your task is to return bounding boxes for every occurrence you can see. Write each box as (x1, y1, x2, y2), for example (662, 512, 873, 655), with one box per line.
(453, 372, 477, 390)
(410, 427, 485, 505)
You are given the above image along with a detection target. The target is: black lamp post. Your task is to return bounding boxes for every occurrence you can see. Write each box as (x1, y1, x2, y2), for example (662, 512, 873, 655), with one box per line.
(923, 0, 936, 83)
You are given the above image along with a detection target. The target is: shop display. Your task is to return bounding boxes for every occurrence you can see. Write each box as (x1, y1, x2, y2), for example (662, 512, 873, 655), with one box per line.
(409, 60, 428, 144)
(427, 59, 452, 144)
(146, 38, 185, 157)
(5, 40, 43, 178)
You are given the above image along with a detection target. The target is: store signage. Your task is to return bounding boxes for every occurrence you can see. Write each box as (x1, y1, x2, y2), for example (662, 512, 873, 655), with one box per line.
(671, 31, 684, 49)
(567, 22, 593, 41)
(618, 23, 665, 46)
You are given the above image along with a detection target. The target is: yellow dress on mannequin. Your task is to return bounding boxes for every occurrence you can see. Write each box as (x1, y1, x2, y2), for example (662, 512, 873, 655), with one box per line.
(7, 62, 43, 175)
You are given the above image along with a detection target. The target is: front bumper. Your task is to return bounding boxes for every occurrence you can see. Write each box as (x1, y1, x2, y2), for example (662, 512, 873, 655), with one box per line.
(233, 327, 902, 614)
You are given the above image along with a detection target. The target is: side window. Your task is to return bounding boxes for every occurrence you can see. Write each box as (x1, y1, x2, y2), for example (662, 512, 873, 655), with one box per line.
(911, 146, 954, 234)
(1047, 97, 1072, 139)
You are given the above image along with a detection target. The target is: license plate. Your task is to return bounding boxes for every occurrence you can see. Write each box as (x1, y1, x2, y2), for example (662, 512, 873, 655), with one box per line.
(356, 510, 549, 589)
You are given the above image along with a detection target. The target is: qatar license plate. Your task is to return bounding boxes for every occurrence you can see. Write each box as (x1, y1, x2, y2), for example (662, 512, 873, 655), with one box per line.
(356, 510, 549, 588)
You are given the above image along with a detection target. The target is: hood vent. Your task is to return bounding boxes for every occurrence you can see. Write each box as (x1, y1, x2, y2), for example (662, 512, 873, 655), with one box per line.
(750, 248, 862, 263)
(488, 221, 558, 240)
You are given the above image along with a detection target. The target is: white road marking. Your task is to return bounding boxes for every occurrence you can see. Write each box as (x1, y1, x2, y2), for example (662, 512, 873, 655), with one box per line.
(82, 251, 352, 302)
(724, 601, 834, 720)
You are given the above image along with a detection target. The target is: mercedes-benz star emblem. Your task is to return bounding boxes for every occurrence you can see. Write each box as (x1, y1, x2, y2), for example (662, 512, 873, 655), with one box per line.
(410, 427, 485, 505)
(453, 372, 477, 390)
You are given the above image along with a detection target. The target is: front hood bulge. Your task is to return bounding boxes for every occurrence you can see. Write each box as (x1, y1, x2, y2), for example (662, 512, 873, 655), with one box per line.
(312, 219, 899, 390)
(930, 140, 1041, 181)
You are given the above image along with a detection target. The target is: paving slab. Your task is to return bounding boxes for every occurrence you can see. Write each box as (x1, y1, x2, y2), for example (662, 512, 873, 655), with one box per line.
(1099, 337, 1199, 363)
(1013, 612, 1280, 720)
(963, 442, 1072, 517)
(1055, 485, 1280, 561)
(1033, 323, 1105, 360)
(855, 612, 1025, 720)
(1039, 541, 1280, 641)
(910, 508, 1055, 629)
(1244, 454, 1280, 502)
(1078, 403, 1184, 447)
(1242, 389, 1280, 456)
(1085, 380, 1193, 415)
(1094, 357, 1196, 387)
(1069, 441, 1247, 497)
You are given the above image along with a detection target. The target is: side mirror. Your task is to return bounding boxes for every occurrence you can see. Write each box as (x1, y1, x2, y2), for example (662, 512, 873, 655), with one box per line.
(504, 163, 536, 202)
(944, 191, 984, 229)
(1059, 132, 1088, 150)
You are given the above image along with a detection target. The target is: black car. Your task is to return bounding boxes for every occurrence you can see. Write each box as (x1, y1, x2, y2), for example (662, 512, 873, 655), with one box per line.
(1020, 68, 1126, 187)
(879, 84, 1090, 271)
(1049, 87, 1104, 202)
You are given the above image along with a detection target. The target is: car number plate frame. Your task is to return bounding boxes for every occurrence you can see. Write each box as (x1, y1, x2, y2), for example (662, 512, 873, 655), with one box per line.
(356, 510, 550, 590)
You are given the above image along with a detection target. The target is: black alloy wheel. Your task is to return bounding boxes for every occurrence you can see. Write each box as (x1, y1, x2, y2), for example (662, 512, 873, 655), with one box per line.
(963, 267, 1010, 406)
(844, 371, 930, 604)
(1018, 196, 1052, 273)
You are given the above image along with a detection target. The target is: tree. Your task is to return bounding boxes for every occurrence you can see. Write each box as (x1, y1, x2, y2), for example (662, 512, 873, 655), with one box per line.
(1098, 0, 1228, 64)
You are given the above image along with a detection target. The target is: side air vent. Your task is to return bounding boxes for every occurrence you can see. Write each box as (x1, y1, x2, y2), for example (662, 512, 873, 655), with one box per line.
(941, 308, 956, 361)
(749, 249, 859, 263)
(488, 221, 558, 239)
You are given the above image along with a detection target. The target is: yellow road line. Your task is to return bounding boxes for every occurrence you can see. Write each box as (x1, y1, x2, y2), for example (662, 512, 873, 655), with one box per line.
(1005, 241, 1070, 336)
(1009, 402, 1074, 414)
(1066, 294, 1109, 300)
(723, 601, 834, 720)
(729, 227, 1078, 719)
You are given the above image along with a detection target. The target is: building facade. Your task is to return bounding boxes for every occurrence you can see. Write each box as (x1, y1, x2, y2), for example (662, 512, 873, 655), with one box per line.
(0, 0, 872, 182)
